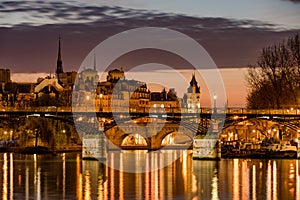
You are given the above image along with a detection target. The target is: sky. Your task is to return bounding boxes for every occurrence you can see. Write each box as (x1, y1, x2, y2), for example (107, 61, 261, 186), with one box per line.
(1, 0, 300, 107)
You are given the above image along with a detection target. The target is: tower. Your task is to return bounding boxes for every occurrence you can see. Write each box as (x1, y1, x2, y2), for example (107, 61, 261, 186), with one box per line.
(56, 36, 64, 77)
(183, 73, 201, 112)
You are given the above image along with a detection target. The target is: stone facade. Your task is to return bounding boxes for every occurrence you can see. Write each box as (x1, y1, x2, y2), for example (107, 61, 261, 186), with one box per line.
(183, 74, 201, 113)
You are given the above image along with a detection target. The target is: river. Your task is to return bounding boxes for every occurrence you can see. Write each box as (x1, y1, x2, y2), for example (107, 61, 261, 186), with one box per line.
(0, 150, 299, 199)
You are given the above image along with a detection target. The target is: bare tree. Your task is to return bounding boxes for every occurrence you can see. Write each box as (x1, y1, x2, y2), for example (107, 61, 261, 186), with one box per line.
(247, 33, 300, 109)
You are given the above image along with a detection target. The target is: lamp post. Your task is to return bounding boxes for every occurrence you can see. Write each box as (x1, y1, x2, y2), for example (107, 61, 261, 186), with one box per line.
(4, 131, 7, 146)
(99, 93, 103, 112)
(213, 94, 217, 114)
(35, 129, 39, 147)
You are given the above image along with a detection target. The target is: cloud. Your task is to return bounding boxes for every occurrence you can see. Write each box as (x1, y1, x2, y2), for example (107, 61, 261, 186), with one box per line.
(0, 1, 282, 29)
(283, 0, 300, 3)
(0, 1, 299, 73)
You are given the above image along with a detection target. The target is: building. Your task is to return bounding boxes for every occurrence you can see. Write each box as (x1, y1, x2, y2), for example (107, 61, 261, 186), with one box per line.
(0, 68, 11, 83)
(32, 36, 77, 106)
(149, 88, 180, 112)
(75, 54, 99, 91)
(183, 73, 201, 112)
(92, 68, 151, 112)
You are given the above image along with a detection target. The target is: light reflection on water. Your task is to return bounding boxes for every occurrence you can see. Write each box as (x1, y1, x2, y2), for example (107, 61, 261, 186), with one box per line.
(0, 151, 300, 199)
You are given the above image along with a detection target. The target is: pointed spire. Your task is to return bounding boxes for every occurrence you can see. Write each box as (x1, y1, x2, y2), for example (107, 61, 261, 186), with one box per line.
(190, 73, 197, 87)
(56, 35, 64, 76)
(58, 35, 61, 61)
(93, 52, 96, 71)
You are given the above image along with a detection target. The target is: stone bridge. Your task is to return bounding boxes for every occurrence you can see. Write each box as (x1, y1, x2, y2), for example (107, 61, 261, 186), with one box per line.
(2, 107, 300, 149)
(104, 120, 195, 150)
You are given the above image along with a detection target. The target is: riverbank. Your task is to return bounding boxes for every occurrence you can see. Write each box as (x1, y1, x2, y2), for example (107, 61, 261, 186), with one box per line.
(0, 146, 82, 154)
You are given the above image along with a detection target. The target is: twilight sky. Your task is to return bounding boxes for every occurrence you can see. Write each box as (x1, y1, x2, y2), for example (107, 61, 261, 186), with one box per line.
(1, 0, 300, 107)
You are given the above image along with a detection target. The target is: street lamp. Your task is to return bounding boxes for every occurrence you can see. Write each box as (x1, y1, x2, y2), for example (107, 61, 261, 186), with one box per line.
(213, 94, 217, 113)
(4, 131, 7, 143)
(99, 93, 103, 112)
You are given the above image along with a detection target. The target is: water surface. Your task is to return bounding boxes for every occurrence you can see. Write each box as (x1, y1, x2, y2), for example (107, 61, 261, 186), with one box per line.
(0, 151, 299, 199)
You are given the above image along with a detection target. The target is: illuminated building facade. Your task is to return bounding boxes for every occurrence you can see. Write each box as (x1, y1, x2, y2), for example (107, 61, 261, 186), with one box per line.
(183, 73, 201, 112)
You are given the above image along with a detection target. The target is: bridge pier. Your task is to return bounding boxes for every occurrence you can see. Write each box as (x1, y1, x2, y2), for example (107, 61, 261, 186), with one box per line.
(82, 134, 107, 160)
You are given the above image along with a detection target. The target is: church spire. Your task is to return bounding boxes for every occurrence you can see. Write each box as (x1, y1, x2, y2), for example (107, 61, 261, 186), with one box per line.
(93, 52, 96, 71)
(190, 73, 197, 87)
(56, 35, 64, 76)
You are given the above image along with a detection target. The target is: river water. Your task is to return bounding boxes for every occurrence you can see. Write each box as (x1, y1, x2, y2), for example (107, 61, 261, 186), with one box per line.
(0, 150, 299, 199)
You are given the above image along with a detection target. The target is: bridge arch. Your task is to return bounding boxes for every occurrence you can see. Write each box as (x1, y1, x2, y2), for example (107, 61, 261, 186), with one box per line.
(161, 131, 193, 146)
(221, 117, 300, 143)
(121, 133, 148, 146)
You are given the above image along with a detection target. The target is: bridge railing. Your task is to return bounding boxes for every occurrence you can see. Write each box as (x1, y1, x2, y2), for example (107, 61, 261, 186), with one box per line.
(1, 106, 300, 116)
(0, 106, 72, 112)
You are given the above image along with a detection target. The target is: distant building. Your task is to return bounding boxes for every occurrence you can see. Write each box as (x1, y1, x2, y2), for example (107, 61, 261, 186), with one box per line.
(107, 68, 125, 83)
(92, 68, 151, 112)
(32, 36, 77, 106)
(183, 73, 201, 112)
(0, 81, 34, 108)
(73, 67, 190, 113)
(149, 88, 180, 112)
(0, 68, 11, 83)
(75, 54, 99, 91)
(34, 76, 63, 94)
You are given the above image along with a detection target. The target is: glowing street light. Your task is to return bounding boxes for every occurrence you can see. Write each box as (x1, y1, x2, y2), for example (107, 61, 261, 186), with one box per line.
(99, 93, 103, 112)
(213, 94, 217, 113)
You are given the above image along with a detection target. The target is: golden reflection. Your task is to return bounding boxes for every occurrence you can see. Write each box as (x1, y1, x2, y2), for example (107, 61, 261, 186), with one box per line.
(104, 163, 108, 200)
(233, 159, 239, 200)
(273, 161, 277, 200)
(191, 173, 197, 194)
(37, 167, 41, 200)
(62, 153, 66, 199)
(120, 153, 124, 200)
(154, 154, 159, 199)
(6, 150, 300, 199)
(211, 169, 219, 200)
(145, 153, 149, 200)
(34, 153, 37, 199)
(241, 160, 249, 200)
(84, 170, 91, 200)
(135, 172, 142, 199)
(76, 154, 82, 200)
(9, 153, 13, 200)
(97, 163, 106, 200)
(160, 153, 164, 199)
(182, 151, 187, 193)
(289, 163, 295, 179)
(154, 153, 159, 200)
(252, 165, 256, 200)
(2, 153, 8, 200)
(167, 153, 173, 199)
(25, 167, 29, 200)
(267, 161, 271, 200)
(110, 153, 115, 200)
(296, 161, 300, 200)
